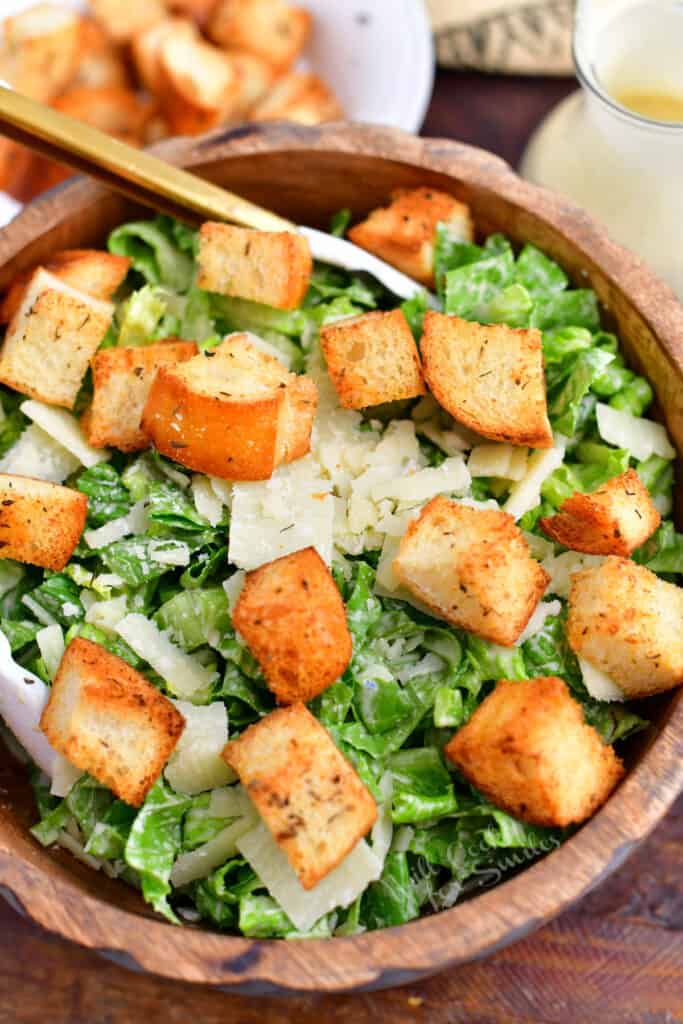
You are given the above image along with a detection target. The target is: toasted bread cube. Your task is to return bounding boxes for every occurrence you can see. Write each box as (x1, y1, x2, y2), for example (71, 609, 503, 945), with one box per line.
(393, 496, 549, 646)
(85, 340, 198, 452)
(230, 54, 276, 115)
(0, 4, 81, 103)
(348, 188, 474, 289)
(233, 548, 352, 704)
(568, 557, 683, 699)
(197, 223, 312, 311)
(90, 0, 167, 43)
(0, 474, 86, 571)
(142, 334, 317, 480)
(540, 469, 660, 556)
(0, 269, 113, 409)
(421, 312, 553, 448)
(251, 71, 343, 124)
(223, 704, 376, 888)
(53, 86, 154, 145)
(0, 250, 130, 325)
(132, 17, 198, 96)
(320, 309, 425, 410)
(70, 18, 131, 90)
(159, 31, 242, 135)
(40, 638, 184, 807)
(445, 676, 624, 827)
(209, 0, 311, 72)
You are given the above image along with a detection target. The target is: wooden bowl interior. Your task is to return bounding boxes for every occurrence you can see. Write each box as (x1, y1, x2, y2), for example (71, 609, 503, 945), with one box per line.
(0, 125, 681, 992)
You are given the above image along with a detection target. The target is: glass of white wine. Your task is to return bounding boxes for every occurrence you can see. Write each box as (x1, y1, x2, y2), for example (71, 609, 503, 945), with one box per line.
(520, 0, 683, 298)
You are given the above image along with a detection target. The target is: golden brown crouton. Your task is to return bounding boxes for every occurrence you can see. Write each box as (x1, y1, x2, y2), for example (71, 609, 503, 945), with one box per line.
(0, 250, 130, 325)
(421, 312, 553, 448)
(209, 0, 311, 72)
(197, 223, 312, 311)
(0, 269, 113, 409)
(568, 557, 683, 699)
(70, 18, 131, 90)
(223, 704, 376, 888)
(251, 71, 343, 125)
(233, 547, 352, 704)
(0, 474, 87, 571)
(393, 495, 549, 646)
(132, 17, 198, 96)
(40, 638, 184, 807)
(320, 308, 425, 410)
(142, 334, 317, 480)
(230, 54, 276, 116)
(85, 340, 198, 452)
(540, 469, 660, 556)
(89, 0, 167, 43)
(158, 31, 241, 135)
(445, 676, 624, 827)
(348, 188, 474, 289)
(53, 86, 155, 145)
(0, 4, 81, 103)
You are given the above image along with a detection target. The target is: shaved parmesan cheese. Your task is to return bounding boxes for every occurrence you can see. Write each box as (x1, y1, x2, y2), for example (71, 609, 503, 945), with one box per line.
(542, 551, 606, 599)
(370, 772, 393, 864)
(0, 630, 56, 776)
(417, 421, 474, 456)
(148, 540, 190, 566)
(165, 700, 233, 795)
(191, 475, 224, 527)
(370, 456, 470, 503)
(171, 806, 258, 887)
(20, 400, 109, 468)
(223, 570, 246, 614)
(504, 438, 566, 521)
(208, 785, 251, 817)
(596, 403, 675, 461)
(21, 594, 56, 626)
(229, 457, 334, 571)
(36, 624, 64, 679)
(84, 500, 148, 549)
(579, 657, 625, 702)
(85, 595, 128, 632)
(515, 599, 562, 645)
(469, 443, 528, 481)
(115, 614, 215, 699)
(51, 754, 82, 798)
(237, 823, 383, 933)
(0, 424, 80, 482)
(209, 476, 232, 507)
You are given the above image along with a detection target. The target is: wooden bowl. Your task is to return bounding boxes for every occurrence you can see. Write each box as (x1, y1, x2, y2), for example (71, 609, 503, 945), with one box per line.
(0, 123, 682, 994)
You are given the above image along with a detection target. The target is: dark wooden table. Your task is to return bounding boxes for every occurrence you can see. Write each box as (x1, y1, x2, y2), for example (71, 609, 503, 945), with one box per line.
(1, 69, 682, 1024)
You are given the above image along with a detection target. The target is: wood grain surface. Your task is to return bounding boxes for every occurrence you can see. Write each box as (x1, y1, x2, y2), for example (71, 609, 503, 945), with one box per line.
(0, 68, 681, 1019)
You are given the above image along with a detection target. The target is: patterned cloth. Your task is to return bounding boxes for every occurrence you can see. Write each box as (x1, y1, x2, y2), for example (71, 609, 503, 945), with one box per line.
(427, 0, 575, 75)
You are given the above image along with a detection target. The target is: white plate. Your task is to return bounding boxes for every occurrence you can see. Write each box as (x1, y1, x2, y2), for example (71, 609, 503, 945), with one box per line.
(0, 0, 434, 226)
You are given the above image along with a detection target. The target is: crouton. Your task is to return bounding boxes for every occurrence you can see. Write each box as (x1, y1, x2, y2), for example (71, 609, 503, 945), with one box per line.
(320, 308, 425, 410)
(568, 556, 683, 699)
(158, 31, 241, 135)
(52, 87, 155, 146)
(540, 469, 660, 556)
(132, 17, 198, 96)
(445, 676, 624, 827)
(165, 0, 219, 27)
(197, 223, 312, 310)
(348, 188, 474, 289)
(230, 54, 276, 115)
(393, 495, 549, 646)
(89, 0, 167, 43)
(223, 704, 376, 888)
(233, 548, 352, 704)
(84, 340, 198, 452)
(251, 71, 343, 124)
(70, 18, 131, 91)
(421, 312, 553, 448)
(40, 638, 184, 807)
(209, 0, 311, 72)
(142, 334, 317, 480)
(0, 4, 81, 103)
(0, 250, 130, 325)
(0, 474, 86, 571)
(0, 269, 113, 409)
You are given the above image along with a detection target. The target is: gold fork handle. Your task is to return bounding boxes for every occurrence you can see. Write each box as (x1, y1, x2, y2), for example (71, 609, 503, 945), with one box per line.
(0, 86, 294, 231)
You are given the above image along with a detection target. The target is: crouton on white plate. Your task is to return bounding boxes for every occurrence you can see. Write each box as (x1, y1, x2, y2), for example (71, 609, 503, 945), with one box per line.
(69, 18, 131, 92)
(197, 223, 312, 311)
(320, 308, 425, 410)
(568, 556, 683, 699)
(223, 703, 376, 889)
(0, 250, 130, 325)
(208, 0, 311, 72)
(131, 17, 198, 96)
(142, 334, 317, 481)
(348, 188, 474, 289)
(540, 468, 660, 556)
(251, 71, 343, 125)
(421, 312, 554, 448)
(0, 474, 87, 571)
(0, 4, 81, 103)
(89, 0, 167, 43)
(393, 495, 549, 646)
(228, 53, 276, 115)
(0, 269, 113, 410)
(158, 31, 242, 136)
(40, 638, 185, 807)
(445, 676, 624, 827)
(84, 339, 198, 452)
(232, 547, 352, 704)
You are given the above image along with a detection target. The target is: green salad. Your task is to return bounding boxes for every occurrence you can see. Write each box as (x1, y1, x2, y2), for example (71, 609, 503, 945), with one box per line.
(0, 211, 679, 939)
